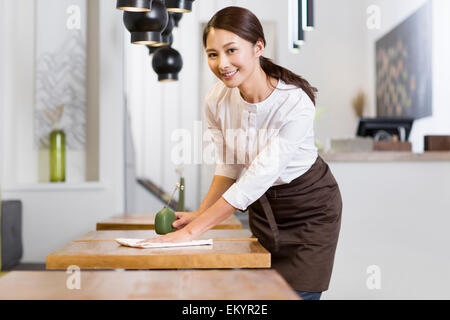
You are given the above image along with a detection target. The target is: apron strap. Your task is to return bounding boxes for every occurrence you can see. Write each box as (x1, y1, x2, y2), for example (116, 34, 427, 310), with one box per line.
(259, 194, 280, 252)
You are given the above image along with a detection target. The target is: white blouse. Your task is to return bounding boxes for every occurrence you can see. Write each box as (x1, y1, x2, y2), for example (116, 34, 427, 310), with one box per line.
(204, 79, 318, 211)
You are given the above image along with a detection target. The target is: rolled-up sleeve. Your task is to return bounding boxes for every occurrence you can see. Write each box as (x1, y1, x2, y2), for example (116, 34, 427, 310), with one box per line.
(205, 101, 244, 180)
(222, 101, 316, 211)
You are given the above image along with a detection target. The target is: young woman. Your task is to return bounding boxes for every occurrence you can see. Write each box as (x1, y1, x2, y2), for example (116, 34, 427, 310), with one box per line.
(139, 6, 342, 301)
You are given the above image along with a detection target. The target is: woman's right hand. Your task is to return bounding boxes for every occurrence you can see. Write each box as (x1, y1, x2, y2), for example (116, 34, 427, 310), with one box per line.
(172, 211, 201, 230)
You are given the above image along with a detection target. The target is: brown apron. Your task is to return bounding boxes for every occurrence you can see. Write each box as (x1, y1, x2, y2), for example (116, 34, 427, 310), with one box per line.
(248, 155, 342, 292)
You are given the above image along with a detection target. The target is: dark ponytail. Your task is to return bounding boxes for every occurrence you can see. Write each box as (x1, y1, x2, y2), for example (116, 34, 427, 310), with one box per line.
(203, 6, 318, 105)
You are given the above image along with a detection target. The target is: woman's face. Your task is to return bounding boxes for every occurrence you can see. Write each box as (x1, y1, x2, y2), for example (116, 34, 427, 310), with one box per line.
(205, 28, 263, 88)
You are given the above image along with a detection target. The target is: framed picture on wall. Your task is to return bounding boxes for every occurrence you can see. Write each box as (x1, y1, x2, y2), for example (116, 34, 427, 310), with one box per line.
(375, 1, 432, 119)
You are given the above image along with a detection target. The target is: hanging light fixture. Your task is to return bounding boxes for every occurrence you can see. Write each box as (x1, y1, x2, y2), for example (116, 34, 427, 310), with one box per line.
(152, 47, 183, 81)
(160, 13, 175, 46)
(147, 34, 173, 55)
(172, 12, 183, 28)
(116, 0, 152, 12)
(303, 0, 314, 31)
(123, 0, 168, 45)
(165, 0, 195, 13)
(145, 11, 174, 51)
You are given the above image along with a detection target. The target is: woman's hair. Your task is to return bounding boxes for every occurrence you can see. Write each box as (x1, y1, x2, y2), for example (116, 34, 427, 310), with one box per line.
(203, 6, 317, 105)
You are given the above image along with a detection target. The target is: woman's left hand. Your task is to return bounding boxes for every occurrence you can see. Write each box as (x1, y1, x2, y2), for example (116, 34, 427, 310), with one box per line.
(136, 229, 194, 244)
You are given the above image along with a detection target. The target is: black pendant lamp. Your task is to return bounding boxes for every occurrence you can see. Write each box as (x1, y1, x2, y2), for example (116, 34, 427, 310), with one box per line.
(123, 0, 168, 45)
(303, 0, 314, 31)
(147, 34, 173, 55)
(165, 0, 195, 13)
(160, 13, 175, 46)
(152, 47, 183, 81)
(146, 12, 174, 50)
(116, 0, 152, 12)
(172, 12, 183, 28)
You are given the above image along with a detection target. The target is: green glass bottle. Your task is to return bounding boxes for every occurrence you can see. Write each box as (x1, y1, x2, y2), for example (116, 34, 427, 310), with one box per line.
(155, 206, 177, 235)
(49, 129, 66, 182)
(155, 182, 182, 235)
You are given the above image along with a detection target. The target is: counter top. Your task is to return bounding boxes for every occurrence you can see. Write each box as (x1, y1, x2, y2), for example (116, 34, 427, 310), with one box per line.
(0, 270, 299, 300)
(97, 213, 243, 230)
(321, 151, 450, 162)
(46, 240, 271, 270)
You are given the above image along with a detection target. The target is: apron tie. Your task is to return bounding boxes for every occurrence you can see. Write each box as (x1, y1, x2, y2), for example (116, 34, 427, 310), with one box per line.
(259, 194, 280, 252)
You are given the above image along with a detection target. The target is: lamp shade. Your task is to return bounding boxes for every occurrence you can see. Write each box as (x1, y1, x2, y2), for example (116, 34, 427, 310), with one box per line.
(165, 0, 195, 13)
(160, 13, 175, 45)
(145, 12, 174, 48)
(116, 0, 152, 12)
(147, 34, 173, 55)
(123, 0, 168, 45)
(172, 12, 183, 28)
(152, 47, 183, 81)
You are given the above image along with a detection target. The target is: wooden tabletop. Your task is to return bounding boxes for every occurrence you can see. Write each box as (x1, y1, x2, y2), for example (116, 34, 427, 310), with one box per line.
(46, 240, 270, 270)
(75, 229, 256, 242)
(0, 270, 300, 300)
(97, 213, 243, 230)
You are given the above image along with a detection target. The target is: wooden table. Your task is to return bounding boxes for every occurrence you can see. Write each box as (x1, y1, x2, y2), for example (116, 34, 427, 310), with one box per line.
(0, 270, 300, 299)
(46, 240, 270, 270)
(75, 229, 256, 242)
(97, 213, 243, 230)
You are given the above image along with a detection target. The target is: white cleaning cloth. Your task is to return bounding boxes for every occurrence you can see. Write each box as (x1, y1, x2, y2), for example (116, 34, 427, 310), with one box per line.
(116, 238, 213, 249)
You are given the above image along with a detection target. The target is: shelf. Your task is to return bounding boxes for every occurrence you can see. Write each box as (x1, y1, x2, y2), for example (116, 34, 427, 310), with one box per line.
(3, 182, 105, 193)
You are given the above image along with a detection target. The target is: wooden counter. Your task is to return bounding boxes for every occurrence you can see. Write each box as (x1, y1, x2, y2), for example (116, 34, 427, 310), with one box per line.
(46, 240, 270, 270)
(0, 270, 300, 300)
(97, 213, 243, 230)
(75, 229, 256, 242)
(321, 151, 450, 162)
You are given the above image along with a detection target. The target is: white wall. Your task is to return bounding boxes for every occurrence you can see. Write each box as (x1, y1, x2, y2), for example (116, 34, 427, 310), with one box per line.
(363, 0, 450, 152)
(324, 160, 450, 299)
(1, 0, 125, 262)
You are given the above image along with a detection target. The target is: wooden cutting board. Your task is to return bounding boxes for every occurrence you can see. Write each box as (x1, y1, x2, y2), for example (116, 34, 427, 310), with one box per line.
(97, 213, 243, 230)
(46, 240, 270, 270)
(0, 270, 299, 300)
(75, 229, 256, 242)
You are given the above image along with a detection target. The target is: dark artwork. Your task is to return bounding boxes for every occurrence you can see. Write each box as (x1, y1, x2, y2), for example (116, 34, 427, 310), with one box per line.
(376, 1, 432, 119)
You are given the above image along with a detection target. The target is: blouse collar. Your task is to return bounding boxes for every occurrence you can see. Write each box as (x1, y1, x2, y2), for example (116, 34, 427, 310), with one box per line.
(235, 79, 282, 113)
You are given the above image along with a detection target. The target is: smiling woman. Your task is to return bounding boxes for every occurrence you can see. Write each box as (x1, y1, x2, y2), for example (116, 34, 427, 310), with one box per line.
(202, 6, 317, 104)
(136, 6, 342, 301)
(197, 6, 341, 301)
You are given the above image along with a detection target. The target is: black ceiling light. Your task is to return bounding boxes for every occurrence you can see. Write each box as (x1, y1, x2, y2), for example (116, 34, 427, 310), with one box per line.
(123, 0, 168, 45)
(147, 34, 173, 55)
(152, 47, 183, 81)
(165, 0, 195, 13)
(160, 13, 175, 46)
(172, 12, 183, 28)
(145, 12, 174, 50)
(116, 0, 152, 12)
